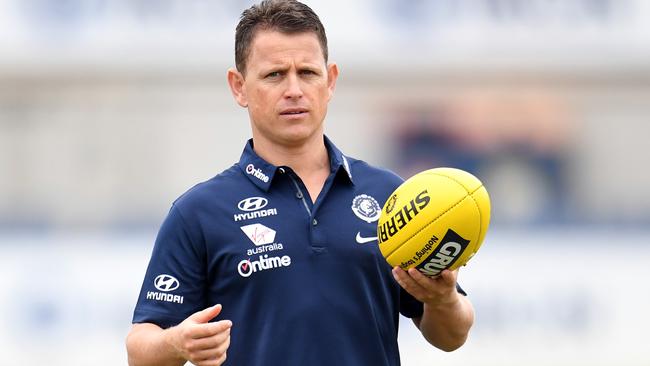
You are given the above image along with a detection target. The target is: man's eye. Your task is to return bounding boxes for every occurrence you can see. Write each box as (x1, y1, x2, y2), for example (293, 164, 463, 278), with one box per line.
(300, 70, 317, 75)
(266, 71, 281, 78)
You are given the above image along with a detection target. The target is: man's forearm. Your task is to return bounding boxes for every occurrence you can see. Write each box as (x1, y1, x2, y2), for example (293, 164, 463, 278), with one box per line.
(126, 323, 185, 366)
(415, 293, 475, 352)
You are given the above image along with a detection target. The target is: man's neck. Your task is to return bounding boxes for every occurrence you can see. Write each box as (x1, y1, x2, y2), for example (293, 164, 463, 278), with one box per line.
(252, 133, 331, 202)
(253, 135, 328, 173)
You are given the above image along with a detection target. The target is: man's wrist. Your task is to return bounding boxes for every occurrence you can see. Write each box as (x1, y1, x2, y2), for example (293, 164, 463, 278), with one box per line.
(424, 290, 462, 311)
(162, 325, 185, 362)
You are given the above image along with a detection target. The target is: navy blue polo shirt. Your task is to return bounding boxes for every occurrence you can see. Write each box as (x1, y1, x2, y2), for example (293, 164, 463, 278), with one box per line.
(133, 137, 425, 365)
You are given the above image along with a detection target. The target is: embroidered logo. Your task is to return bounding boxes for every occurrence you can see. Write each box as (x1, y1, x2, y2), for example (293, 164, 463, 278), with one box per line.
(238, 197, 268, 211)
(351, 194, 381, 223)
(234, 197, 278, 222)
(246, 164, 270, 183)
(240, 223, 276, 246)
(154, 274, 179, 292)
(355, 232, 378, 244)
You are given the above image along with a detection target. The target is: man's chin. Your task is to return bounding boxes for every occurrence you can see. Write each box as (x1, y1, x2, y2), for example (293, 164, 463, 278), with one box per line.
(277, 128, 323, 148)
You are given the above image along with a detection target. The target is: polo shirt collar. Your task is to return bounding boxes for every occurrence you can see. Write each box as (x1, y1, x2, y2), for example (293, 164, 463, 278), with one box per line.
(324, 136, 354, 184)
(238, 139, 278, 191)
(238, 136, 354, 191)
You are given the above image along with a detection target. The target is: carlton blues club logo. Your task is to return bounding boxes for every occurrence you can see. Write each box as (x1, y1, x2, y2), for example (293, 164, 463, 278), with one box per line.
(351, 194, 381, 223)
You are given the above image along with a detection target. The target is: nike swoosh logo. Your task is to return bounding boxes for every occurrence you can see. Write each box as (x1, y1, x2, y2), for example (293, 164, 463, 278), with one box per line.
(356, 232, 378, 244)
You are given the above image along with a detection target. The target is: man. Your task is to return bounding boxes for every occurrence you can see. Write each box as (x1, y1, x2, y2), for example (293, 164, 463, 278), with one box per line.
(126, 1, 474, 365)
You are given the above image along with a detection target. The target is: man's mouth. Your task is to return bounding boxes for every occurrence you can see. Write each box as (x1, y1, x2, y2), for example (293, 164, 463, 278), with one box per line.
(280, 108, 308, 116)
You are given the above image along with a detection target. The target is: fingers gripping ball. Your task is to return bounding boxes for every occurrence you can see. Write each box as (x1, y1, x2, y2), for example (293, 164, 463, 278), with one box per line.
(377, 168, 490, 276)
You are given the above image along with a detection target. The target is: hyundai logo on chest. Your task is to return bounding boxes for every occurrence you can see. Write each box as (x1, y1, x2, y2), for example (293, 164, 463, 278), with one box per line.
(238, 197, 268, 211)
(234, 197, 278, 222)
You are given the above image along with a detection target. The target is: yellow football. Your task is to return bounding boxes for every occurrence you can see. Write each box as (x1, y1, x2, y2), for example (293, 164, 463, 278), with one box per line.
(378, 168, 490, 276)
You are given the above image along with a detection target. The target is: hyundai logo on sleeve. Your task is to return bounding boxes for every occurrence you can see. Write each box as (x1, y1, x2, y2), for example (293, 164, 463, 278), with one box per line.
(147, 274, 184, 304)
(154, 274, 180, 292)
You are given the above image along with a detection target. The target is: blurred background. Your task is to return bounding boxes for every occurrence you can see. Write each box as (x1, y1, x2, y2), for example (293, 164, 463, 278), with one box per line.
(1, 0, 649, 365)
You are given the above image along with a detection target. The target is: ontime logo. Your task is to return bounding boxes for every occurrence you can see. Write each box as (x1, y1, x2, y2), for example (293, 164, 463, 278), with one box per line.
(246, 164, 270, 183)
(237, 255, 292, 277)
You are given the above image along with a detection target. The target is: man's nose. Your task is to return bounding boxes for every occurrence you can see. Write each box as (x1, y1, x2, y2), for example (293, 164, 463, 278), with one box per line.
(284, 73, 304, 99)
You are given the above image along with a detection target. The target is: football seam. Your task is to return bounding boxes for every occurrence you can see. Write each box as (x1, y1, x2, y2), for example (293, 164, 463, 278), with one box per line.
(383, 174, 483, 259)
(467, 188, 483, 257)
(430, 172, 485, 253)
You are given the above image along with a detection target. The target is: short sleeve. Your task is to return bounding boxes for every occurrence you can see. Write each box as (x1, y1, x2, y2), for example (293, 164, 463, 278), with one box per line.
(131, 204, 207, 328)
(399, 287, 424, 318)
(398, 283, 468, 319)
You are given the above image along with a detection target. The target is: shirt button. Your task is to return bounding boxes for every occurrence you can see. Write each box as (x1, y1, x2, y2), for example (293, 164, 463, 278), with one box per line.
(296, 192, 303, 199)
(312, 219, 318, 226)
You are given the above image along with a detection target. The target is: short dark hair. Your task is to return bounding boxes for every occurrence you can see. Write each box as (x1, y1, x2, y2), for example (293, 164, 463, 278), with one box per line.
(235, 0, 328, 75)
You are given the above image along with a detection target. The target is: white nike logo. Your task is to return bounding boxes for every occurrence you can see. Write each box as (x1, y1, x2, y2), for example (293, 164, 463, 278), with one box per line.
(356, 232, 378, 244)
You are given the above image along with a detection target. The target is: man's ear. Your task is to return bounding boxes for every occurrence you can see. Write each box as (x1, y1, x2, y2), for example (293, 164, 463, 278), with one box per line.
(227, 68, 248, 108)
(326, 62, 339, 101)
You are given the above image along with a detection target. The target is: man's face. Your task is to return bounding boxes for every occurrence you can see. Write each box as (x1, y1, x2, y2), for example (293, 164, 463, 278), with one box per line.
(229, 30, 338, 148)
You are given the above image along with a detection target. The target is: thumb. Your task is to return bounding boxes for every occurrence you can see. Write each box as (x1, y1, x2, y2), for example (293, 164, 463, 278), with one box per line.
(188, 304, 222, 324)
